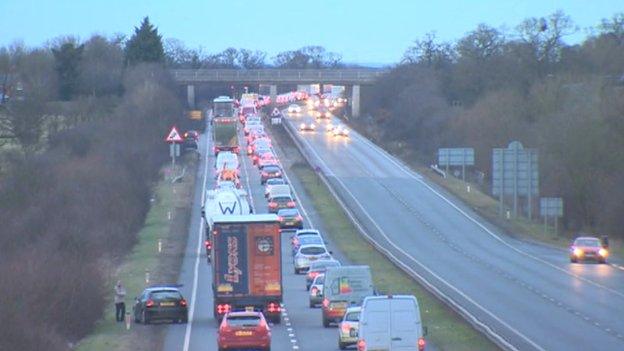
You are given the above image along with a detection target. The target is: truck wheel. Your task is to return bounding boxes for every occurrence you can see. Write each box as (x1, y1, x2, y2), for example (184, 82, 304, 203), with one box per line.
(271, 314, 281, 324)
(322, 317, 330, 328)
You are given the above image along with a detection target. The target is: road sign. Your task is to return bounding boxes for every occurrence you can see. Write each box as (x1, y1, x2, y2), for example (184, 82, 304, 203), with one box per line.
(540, 197, 563, 235)
(165, 126, 184, 143)
(438, 148, 474, 181)
(492, 141, 539, 219)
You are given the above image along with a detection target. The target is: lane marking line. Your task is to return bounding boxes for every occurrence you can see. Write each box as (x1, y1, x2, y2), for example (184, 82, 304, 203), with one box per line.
(353, 127, 624, 298)
(183, 126, 211, 351)
(283, 117, 539, 351)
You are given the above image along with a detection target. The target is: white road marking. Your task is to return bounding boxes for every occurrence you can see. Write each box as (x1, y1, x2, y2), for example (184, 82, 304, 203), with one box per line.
(352, 127, 624, 299)
(183, 129, 211, 351)
(283, 118, 540, 351)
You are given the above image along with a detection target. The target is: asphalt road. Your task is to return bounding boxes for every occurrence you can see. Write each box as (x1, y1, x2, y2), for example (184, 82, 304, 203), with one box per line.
(282, 107, 624, 351)
(161, 117, 371, 351)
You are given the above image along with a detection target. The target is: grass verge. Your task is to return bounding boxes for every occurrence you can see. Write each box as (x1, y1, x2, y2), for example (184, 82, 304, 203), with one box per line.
(77, 159, 196, 351)
(289, 161, 499, 351)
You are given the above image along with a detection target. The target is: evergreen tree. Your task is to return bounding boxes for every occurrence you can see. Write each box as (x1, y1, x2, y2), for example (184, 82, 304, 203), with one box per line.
(124, 17, 165, 66)
(52, 41, 84, 100)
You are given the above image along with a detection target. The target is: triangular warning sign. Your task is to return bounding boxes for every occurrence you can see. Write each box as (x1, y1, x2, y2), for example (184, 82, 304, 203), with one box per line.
(165, 126, 184, 143)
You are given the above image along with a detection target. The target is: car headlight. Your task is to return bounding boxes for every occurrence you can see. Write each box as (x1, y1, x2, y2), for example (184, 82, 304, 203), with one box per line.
(310, 124, 316, 129)
(573, 248, 583, 256)
(599, 248, 609, 257)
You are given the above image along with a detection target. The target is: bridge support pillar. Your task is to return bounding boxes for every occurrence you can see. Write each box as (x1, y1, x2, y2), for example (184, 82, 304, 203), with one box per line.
(351, 84, 360, 118)
(186, 84, 195, 109)
(270, 84, 277, 106)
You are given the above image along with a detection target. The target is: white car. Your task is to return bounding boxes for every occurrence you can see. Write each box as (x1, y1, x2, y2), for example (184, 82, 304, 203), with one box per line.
(293, 244, 332, 274)
(264, 177, 287, 198)
(288, 104, 302, 114)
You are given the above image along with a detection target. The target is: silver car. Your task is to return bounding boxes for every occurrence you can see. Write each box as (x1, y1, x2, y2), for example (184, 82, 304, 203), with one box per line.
(309, 273, 325, 308)
(293, 244, 332, 274)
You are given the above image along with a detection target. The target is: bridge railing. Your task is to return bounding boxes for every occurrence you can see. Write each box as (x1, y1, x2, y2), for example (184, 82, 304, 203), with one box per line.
(170, 69, 388, 83)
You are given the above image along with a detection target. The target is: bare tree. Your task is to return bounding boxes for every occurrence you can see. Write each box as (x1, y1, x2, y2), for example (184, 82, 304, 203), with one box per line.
(516, 10, 577, 65)
(402, 32, 455, 68)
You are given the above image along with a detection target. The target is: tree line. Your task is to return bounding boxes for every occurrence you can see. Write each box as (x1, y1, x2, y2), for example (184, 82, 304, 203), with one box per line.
(0, 17, 183, 350)
(360, 11, 624, 238)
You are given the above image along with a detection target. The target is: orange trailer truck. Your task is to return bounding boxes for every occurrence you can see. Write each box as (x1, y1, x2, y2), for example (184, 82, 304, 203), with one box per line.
(211, 214, 282, 324)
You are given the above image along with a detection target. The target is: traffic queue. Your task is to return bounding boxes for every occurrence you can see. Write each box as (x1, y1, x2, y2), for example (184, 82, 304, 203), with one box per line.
(209, 93, 428, 351)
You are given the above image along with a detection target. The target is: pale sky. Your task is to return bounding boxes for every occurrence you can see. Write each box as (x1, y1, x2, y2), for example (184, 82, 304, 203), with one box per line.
(1, 0, 621, 64)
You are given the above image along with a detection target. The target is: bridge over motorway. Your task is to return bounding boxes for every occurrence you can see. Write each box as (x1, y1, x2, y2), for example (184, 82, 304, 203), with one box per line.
(170, 68, 388, 116)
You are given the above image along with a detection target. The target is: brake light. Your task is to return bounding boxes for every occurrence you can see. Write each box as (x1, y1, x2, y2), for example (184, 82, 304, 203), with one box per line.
(341, 323, 351, 334)
(267, 302, 281, 313)
(357, 339, 366, 351)
(269, 202, 277, 208)
(216, 304, 231, 314)
(277, 216, 284, 222)
(204, 240, 212, 249)
(418, 337, 426, 351)
(180, 299, 187, 307)
(146, 299, 155, 308)
(287, 201, 296, 207)
(308, 271, 319, 279)
(322, 298, 329, 308)
(262, 171, 269, 176)
(295, 215, 303, 221)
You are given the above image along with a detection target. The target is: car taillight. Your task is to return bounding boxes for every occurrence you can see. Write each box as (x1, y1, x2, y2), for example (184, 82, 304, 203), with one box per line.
(204, 240, 212, 249)
(267, 302, 281, 313)
(308, 271, 319, 279)
(180, 299, 188, 307)
(341, 323, 351, 334)
(262, 171, 269, 176)
(287, 201, 296, 207)
(277, 216, 283, 222)
(357, 339, 366, 351)
(275, 172, 281, 176)
(322, 298, 329, 308)
(418, 337, 426, 351)
(216, 304, 231, 314)
(269, 202, 277, 208)
(146, 299, 155, 308)
(295, 215, 303, 221)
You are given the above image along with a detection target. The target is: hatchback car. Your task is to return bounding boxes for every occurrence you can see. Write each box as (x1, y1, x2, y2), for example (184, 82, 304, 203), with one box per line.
(294, 235, 325, 257)
(133, 285, 188, 324)
(261, 166, 283, 185)
(268, 194, 295, 212)
(291, 229, 322, 253)
(217, 311, 271, 351)
(309, 273, 325, 308)
(277, 208, 304, 229)
(294, 244, 332, 274)
(264, 178, 287, 198)
(338, 306, 361, 350)
(306, 259, 341, 290)
(569, 236, 608, 263)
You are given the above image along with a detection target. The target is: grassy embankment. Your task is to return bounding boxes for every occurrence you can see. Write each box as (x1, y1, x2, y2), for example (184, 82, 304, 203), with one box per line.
(77, 159, 195, 351)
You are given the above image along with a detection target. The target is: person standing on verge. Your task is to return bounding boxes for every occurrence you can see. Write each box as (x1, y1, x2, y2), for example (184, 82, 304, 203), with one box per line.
(114, 280, 127, 322)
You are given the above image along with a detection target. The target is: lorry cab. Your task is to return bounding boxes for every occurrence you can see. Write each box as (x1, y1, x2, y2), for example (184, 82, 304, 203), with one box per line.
(357, 295, 426, 351)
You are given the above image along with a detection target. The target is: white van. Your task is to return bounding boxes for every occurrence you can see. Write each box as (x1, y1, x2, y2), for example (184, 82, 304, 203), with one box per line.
(322, 266, 374, 327)
(357, 295, 426, 351)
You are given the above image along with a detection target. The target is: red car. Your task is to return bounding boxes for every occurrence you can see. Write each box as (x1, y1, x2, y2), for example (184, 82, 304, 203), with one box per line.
(217, 311, 271, 351)
(569, 236, 609, 263)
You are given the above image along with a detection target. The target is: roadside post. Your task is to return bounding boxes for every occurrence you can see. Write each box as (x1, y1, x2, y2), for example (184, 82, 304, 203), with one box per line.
(125, 312, 131, 330)
(540, 197, 563, 236)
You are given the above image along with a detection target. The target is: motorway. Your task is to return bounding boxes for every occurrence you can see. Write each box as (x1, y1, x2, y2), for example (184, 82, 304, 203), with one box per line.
(161, 118, 371, 351)
(282, 107, 624, 351)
